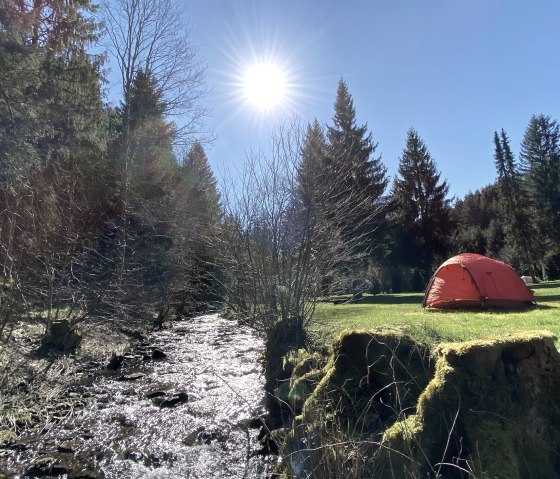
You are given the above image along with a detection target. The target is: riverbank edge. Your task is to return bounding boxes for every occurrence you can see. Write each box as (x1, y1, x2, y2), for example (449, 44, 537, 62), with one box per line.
(0, 317, 153, 446)
(268, 328, 560, 478)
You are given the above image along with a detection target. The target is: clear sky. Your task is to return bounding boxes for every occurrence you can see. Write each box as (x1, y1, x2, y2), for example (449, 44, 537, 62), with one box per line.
(177, 0, 560, 200)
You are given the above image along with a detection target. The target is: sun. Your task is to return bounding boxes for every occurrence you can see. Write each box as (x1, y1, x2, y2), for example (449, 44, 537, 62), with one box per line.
(243, 62, 287, 111)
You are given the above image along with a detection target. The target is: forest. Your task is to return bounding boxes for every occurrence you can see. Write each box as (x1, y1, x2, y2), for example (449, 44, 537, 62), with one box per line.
(1, 0, 559, 343)
(0, 0, 560, 477)
(0, 0, 560, 344)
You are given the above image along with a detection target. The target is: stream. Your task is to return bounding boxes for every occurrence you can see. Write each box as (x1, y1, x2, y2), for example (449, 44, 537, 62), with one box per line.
(1, 314, 275, 478)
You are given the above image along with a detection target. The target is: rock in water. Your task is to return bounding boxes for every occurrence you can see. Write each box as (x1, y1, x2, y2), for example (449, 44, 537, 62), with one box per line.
(160, 391, 188, 408)
(26, 456, 69, 477)
(106, 354, 124, 370)
(118, 372, 145, 381)
(151, 348, 167, 360)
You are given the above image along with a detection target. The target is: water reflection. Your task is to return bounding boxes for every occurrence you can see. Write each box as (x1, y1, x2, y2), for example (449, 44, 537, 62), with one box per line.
(2, 314, 273, 478)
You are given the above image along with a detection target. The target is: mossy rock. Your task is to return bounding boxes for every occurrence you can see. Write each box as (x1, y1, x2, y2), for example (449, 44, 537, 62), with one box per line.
(381, 331, 560, 479)
(302, 329, 434, 431)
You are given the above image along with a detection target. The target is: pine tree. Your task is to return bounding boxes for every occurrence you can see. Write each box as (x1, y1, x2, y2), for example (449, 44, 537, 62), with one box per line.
(127, 69, 166, 129)
(297, 120, 328, 210)
(180, 141, 221, 227)
(166, 141, 221, 311)
(0, 0, 109, 333)
(327, 79, 388, 205)
(390, 128, 452, 276)
(451, 184, 502, 257)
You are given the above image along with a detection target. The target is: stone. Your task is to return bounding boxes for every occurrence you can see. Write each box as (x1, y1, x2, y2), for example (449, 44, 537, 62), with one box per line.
(183, 427, 205, 446)
(118, 372, 145, 381)
(159, 391, 188, 408)
(106, 355, 124, 371)
(198, 427, 229, 444)
(237, 415, 265, 430)
(68, 470, 105, 479)
(151, 348, 167, 360)
(26, 456, 69, 477)
(124, 448, 143, 462)
(145, 390, 166, 399)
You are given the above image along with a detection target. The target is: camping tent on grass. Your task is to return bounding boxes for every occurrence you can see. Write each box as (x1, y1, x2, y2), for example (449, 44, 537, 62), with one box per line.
(423, 253, 536, 309)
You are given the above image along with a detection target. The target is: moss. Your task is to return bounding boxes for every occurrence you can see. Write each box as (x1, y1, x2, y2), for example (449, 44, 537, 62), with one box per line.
(281, 329, 560, 478)
(301, 328, 434, 433)
(381, 331, 560, 479)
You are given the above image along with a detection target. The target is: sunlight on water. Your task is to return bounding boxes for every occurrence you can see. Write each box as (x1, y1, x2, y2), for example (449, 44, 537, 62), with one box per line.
(2, 314, 274, 478)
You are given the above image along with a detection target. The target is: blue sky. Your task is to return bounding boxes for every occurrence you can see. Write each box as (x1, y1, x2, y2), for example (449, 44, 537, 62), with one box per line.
(175, 0, 560, 199)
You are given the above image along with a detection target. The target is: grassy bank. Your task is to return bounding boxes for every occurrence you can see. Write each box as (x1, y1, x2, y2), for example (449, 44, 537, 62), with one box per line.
(273, 281, 560, 478)
(310, 280, 560, 347)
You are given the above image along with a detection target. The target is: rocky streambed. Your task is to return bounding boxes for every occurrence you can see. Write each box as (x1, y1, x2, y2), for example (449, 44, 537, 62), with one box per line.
(0, 314, 274, 478)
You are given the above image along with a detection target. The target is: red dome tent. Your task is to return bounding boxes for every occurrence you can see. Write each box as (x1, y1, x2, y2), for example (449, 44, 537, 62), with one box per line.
(423, 253, 536, 309)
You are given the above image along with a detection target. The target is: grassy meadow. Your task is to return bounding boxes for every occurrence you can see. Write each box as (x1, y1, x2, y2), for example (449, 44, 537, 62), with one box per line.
(310, 280, 560, 348)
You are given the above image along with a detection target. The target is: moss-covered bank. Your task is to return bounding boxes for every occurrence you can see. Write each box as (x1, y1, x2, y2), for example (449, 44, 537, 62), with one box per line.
(276, 329, 560, 478)
(382, 331, 560, 478)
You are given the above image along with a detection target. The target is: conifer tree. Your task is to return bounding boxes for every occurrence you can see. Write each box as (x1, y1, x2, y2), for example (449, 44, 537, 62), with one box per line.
(519, 115, 560, 245)
(166, 141, 221, 312)
(297, 120, 328, 210)
(493, 129, 537, 277)
(327, 79, 388, 205)
(390, 128, 452, 277)
(325, 79, 388, 266)
(0, 0, 108, 333)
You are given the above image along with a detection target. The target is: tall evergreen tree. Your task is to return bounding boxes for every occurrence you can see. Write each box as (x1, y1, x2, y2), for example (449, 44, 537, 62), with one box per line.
(325, 79, 388, 264)
(297, 120, 329, 211)
(180, 141, 221, 227)
(519, 115, 560, 246)
(166, 141, 221, 312)
(451, 184, 503, 256)
(493, 129, 537, 277)
(390, 128, 452, 277)
(0, 0, 109, 332)
(327, 79, 388, 204)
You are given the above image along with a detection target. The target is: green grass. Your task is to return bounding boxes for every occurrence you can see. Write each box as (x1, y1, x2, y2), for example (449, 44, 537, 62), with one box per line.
(310, 280, 560, 348)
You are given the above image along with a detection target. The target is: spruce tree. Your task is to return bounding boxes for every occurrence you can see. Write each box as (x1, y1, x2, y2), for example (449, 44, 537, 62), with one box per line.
(519, 115, 560, 243)
(298, 119, 329, 210)
(390, 128, 452, 277)
(325, 79, 388, 262)
(170, 141, 221, 309)
(327, 79, 388, 204)
(493, 129, 537, 277)
(0, 0, 109, 332)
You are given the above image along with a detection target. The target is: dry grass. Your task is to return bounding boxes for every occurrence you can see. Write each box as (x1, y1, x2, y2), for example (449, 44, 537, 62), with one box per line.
(0, 318, 132, 443)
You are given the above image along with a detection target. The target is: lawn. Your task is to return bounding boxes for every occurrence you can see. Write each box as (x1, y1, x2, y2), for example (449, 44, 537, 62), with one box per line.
(310, 280, 560, 348)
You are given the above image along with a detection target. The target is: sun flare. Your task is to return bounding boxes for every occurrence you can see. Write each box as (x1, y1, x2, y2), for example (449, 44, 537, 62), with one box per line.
(243, 62, 287, 111)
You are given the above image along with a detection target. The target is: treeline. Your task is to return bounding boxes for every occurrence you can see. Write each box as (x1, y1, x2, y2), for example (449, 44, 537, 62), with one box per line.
(0, 0, 220, 338)
(274, 79, 560, 300)
(1, 1, 558, 342)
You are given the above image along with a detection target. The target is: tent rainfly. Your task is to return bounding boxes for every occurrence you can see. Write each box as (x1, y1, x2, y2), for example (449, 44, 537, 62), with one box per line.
(423, 253, 536, 309)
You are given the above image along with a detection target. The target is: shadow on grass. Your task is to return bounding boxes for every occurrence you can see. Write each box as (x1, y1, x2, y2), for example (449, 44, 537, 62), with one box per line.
(425, 306, 539, 314)
(531, 281, 560, 290)
(337, 294, 424, 305)
(535, 294, 560, 301)
(534, 304, 559, 310)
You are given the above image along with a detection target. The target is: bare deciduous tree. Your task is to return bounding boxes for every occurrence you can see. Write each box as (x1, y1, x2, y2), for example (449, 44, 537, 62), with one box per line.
(218, 119, 384, 334)
(101, 0, 209, 144)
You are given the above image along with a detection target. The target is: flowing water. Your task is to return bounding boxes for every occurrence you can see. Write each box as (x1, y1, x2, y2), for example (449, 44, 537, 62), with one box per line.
(1, 314, 275, 478)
